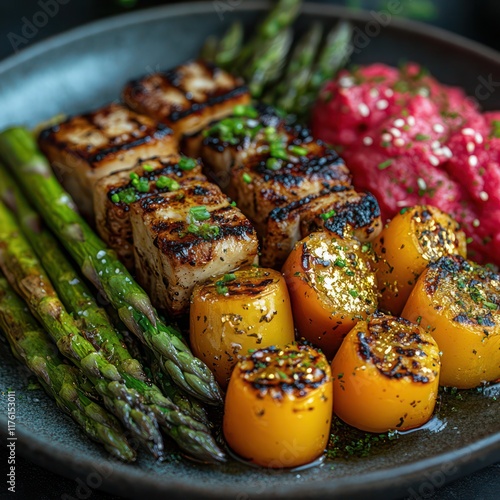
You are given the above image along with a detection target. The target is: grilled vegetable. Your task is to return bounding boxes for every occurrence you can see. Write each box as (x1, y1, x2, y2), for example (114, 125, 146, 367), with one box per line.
(129, 181, 259, 316)
(0, 198, 164, 457)
(223, 344, 332, 468)
(402, 255, 500, 389)
(298, 21, 353, 117)
(38, 103, 176, 218)
(283, 232, 378, 359)
(244, 28, 293, 99)
(190, 267, 295, 388)
(123, 60, 250, 137)
(273, 23, 323, 113)
(94, 155, 206, 270)
(373, 206, 467, 315)
(0, 165, 225, 463)
(0, 273, 136, 462)
(215, 22, 244, 69)
(0, 127, 223, 406)
(264, 189, 382, 269)
(331, 315, 440, 433)
(234, 0, 301, 74)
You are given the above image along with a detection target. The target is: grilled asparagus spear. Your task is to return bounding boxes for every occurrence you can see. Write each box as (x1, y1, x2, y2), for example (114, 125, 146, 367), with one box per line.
(0, 165, 225, 463)
(244, 27, 293, 98)
(215, 21, 244, 69)
(235, 0, 301, 71)
(273, 23, 323, 113)
(0, 198, 165, 457)
(297, 20, 353, 115)
(0, 274, 136, 462)
(0, 127, 222, 406)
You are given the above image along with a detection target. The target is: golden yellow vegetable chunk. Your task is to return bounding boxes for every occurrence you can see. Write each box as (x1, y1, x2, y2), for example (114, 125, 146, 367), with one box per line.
(373, 206, 466, 315)
(223, 344, 333, 468)
(282, 232, 378, 359)
(190, 267, 294, 389)
(402, 255, 500, 388)
(331, 315, 440, 433)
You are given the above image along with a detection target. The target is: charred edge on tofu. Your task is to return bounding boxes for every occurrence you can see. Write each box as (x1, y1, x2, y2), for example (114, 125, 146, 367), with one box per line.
(424, 255, 499, 327)
(356, 317, 437, 383)
(269, 186, 351, 222)
(250, 151, 347, 187)
(107, 160, 193, 210)
(39, 110, 173, 165)
(323, 192, 381, 237)
(239, 345, 329, 399)
(126, 60, 249, 123)
(147, 206, 256, 265)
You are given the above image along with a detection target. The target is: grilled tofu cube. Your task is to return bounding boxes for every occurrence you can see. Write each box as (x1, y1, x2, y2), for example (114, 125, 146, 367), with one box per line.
(181, 104, 282, 187)
(123, 60, 250, 137)
(38, 103, 176, 218)
(262, 189, 383, 268)
(94, 155, 206, 269)
(231, 141, 352, 236)
(129, 181, 259, 315)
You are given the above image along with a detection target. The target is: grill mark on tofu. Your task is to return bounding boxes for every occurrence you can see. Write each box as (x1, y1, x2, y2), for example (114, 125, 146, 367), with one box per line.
(153, 206, 256, 266)
(129, 180, 259, 315)
(93, 156, 206, 270)
(123, 60, 250, 135)
(262, 189, 382, 269)
(39, 103, 174, 167)
(38, 103, 177, 219)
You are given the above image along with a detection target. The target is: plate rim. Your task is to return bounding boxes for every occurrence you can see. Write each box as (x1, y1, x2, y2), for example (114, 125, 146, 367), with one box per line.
(0, 1, 499, 498)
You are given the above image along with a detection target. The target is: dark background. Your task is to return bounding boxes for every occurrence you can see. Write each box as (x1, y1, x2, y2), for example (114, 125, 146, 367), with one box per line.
(1, 1, 500, 499)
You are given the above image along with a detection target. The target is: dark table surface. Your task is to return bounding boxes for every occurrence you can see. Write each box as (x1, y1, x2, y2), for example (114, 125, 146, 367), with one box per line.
(1, 1, 499, 498)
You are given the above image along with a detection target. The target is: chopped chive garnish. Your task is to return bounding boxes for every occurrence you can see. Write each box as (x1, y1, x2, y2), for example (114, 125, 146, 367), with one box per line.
(189, 206, 211, 222)
(178, 156, 197, 171)
(230, 201, 237, 207)
(378, 159, 393, 170)
(232, 104, 258, 118)
(266, 157, 282, 171)
(320, 209, 336, 221)
(111, 188, 137, 204)
(215, 282, 229, 295)
(484, 301, 498, 311)
(129, 172, 139, 181)
(243, 173, 252, 184)
(361, 243, 371, 253)
(289, 145, 308, 156)
(349, 289, 359, 298)
(156, 176, 179, 191)
(143, 163, 154, 172)
(415, 134, 430, 141)
(223, 273, 236, 282)
(334, 258, 346, 268)
(111, 193, 120, 203)
(135, 177, 150, 193)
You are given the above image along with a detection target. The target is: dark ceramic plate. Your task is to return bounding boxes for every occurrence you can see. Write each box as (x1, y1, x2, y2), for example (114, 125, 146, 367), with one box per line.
(0, 2, 499, 499)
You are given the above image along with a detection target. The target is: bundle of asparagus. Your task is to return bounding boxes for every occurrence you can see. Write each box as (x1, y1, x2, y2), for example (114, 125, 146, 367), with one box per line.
(0, 160, 224, 463)
(200, 0, 353, 117)
(0, 273, 136, 462)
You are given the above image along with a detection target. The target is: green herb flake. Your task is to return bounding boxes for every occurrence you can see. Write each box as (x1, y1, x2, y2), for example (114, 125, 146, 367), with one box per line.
(242, 173, 252, 184)
(178, 156, 197, 171)
(415, 133, 430, 141)
(320, 209, 336, 221)
(289, 145, 309, 156)
(378, 159, 393, 170)
(143, 163, 154, 172)
(189, 206, 211, 222)
(156, 176, 180, 191)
